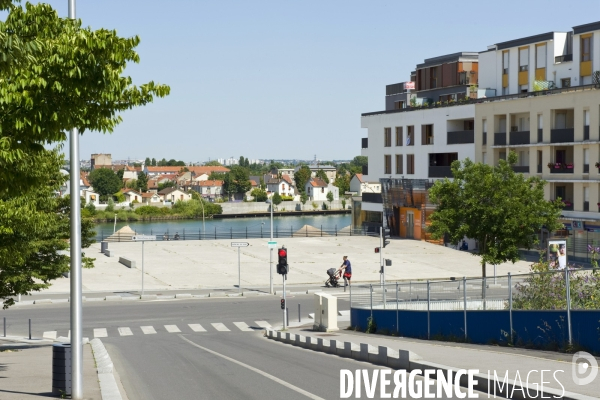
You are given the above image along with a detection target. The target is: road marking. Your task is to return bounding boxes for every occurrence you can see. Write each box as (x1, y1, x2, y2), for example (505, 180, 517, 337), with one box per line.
(188, 324, 206, 332)
(118, 327, 133, 336)
(211, 323, 230, 332)
(254, 321, 271, 328)
(141, 326, 157, 334)
(43, 331, 57, 339)
(179, 335, 325, 400)
(93, 328, 108, 338)
(165, 325, 181, 333)
(233, 322, 253, 332)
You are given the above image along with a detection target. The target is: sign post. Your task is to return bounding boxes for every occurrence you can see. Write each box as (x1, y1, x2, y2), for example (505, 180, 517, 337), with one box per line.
(132, 235, 156, 296)
(231, 242, 249, 292)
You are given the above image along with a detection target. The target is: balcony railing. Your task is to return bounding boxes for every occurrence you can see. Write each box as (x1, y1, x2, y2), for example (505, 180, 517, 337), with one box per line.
(428, 166, 453, 178)
(563, 204, 574, 211)
(509, 131, 530, 145)
(555, 54, 573, 63)
(447, 130, 474, 144)
(537, 129, 543, 143)
(362, 138, 368, 149)
(548, 164, 574, 174)
(494, 132, 506, 146)
(512, 166, 530, 173)
(550, 128, 574, 143)
(584, 126, 590, 140)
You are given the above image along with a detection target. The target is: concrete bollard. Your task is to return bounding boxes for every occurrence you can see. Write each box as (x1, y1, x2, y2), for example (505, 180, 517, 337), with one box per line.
(317, 338, 324, 352)
(359, 343, 369, 362)
(295, 334, 304, 346)
(307, 336, 319, 350)
(328, 339, 338, 355)
(377, 346, 389, 366)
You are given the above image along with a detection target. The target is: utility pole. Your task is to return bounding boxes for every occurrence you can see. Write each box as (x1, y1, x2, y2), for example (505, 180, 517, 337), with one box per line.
(68, 1, 83, 398)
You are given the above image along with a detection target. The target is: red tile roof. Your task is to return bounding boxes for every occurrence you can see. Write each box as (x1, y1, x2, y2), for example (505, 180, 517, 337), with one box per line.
(309, 178, 328, 187)
(354, 173, 364, 183)
(198, 180, 224, 187)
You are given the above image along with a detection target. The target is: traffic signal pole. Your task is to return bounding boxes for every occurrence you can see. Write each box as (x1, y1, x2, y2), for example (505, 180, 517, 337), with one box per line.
(380, 227, 386, 308)
(282, 274, 287, 330)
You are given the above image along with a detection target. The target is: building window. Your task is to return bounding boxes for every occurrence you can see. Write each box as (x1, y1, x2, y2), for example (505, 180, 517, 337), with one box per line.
(394, 101, 404, 109)
(384, 128, 392, 147)
(536, 43, 546, 69)
(561, 78, 571, 88)
(482, 152, 487, 164)
(384, 155, 391, 175)
(422, 124, 434, 145)
(321, 188, 324, 193)
(502, 51, 509, 75)
(395, 127, 403, 146)
(519, 47, 529, 71)
(406, 126, 414, 146)
(395, 154, 403, 174)
(407, 154, 415, 174)
(582, 36, 591, 62)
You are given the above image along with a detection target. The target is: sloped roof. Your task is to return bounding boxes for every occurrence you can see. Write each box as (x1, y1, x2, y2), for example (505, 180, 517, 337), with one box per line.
(198, 180, 223, 187)
(308, 178, 328, 187)
(188, 166, 230, 175)
(354, 173, 364, 183)
(158, 187, 180, 195)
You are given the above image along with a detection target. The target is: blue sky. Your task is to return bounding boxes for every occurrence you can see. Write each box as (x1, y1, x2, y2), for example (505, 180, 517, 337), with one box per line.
(35, 0, 600, 163)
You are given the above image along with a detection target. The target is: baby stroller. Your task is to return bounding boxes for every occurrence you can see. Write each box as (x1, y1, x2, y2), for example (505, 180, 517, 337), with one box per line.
(325, 268, 341, 288)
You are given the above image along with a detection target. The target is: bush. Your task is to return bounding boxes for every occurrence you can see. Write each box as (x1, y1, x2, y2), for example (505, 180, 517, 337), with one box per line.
(113, 192, 125, 203)
(272, 192, 282, 205)
(281, 195, 294, 201)
(84, 202, 96, 215)
(135, 206, 166, 216)
(106, 198, 115, 212)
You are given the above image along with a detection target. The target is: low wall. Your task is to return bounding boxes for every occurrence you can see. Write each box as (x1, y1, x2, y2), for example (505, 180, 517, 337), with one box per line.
(351, 307, 600, 354)
(220, 200, 348, 214)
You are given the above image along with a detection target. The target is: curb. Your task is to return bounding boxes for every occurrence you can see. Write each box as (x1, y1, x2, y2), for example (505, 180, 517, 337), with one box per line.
(90, 338, 123, 400)
(264, 329, 594, 400)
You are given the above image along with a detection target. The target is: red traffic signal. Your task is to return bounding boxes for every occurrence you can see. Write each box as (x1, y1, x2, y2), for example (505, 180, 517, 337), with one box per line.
(375, 247, 380, 253)
(280, 299, 286, 309)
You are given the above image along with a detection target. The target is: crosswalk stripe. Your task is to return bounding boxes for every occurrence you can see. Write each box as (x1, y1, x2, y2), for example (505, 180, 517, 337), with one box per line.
(165, 325, 181, 333)
(141, 326, 156, 334)
(43, 331, 57, 339)
(254, 321, 271, 328)
(233, 322, 253, 332)
(94, 328, 108, 338)
(211, 323, 230, 332)
(118, 327, 133, 336)
(188, 324, 206, 332)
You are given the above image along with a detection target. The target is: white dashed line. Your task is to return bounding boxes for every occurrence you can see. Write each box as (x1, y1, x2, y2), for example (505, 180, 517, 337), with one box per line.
(211, 323, 230, 332)
(188, 324, 206, 332)
(118, 327, 133, 336)
(233, 322, 253, 332)
(94, 328, 108, 338)
(165, 325, 181, 333)
(141, 326, 157, 334)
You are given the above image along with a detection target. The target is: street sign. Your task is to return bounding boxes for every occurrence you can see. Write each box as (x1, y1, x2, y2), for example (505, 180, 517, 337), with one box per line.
(132, 235, 156, 241)
(231, 242, 249, 247)
(268, 241, 277, 248)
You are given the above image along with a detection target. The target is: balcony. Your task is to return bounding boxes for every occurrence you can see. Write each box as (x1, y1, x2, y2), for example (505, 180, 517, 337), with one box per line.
(428, 166, 453, 178)
(537, 165, 542, 173)
(584, 126, 590, 140)
(584, 164, 589, 173)
(548, 163, 574, 174)
(550, 128, 574, 143)
(537, 129, 543, 143)
(362, 138, 368, 149)
(509, 131, 530, 145)
(494, 132, 506, 146)
(512, 166, 530, 173)
(555, 54, 573, 63)
(562, 203, 574, 211)
(447, 130, 474, 144)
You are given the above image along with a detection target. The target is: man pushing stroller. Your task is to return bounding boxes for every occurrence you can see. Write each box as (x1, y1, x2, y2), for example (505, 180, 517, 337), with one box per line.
(336, 256, 352, 287)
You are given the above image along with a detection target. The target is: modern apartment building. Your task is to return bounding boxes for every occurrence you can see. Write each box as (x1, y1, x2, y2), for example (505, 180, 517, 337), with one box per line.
(476, 21, 600, 235)
(357, 52, 479, 238)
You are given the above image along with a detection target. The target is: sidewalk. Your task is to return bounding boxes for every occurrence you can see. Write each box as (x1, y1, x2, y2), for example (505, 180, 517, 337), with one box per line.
(282, 321, 600, 399)
(0, 342, 102, 399)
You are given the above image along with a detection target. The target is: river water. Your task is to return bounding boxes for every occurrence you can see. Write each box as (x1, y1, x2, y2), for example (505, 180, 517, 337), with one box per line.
(95, 214, 351, 238)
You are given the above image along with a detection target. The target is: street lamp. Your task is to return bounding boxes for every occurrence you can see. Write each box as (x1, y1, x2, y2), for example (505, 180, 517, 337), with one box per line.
(266, 198, 274, 294)
(199, 197, 205, 234)
(67, 1, 83, 398)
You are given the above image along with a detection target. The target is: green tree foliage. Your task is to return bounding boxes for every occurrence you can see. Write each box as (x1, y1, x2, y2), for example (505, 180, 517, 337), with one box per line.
(0, 149, 96, 308)
(204, 160, 222, 166)
(88, 168, 123, 200)
(151, 158, 157, 166)
(208, 172, 226, 180)
(294, 165, 312, 194)
(223, 166, 251, 197)
(116, 168, 125, 181)
(300, 192, 308, 209)
(272, 192, 282, 206)
(158, 158, 168, 166)
(250, 188, 267, 202)
(326, 191, 334, 205)
(428, 151, 563, 277)
(239, 156, 245, 167)
(106, 198, 115, 212)
(113, 191, 125, 203)
(334, 173, 350, 195)
(315, 169, 329, 184)
(171, 199, 222, 217)
(125, 179, 138, 189)
(0, 2, 169, 195)
(144, 157, 151, 166)
(137, 172, 148, 192)
(157, 180, 176, 191)
(350, 156, 368, 173)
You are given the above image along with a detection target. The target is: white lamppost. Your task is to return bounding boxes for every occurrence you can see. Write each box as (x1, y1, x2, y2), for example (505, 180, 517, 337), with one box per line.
(199, 197, 205, 233)
(266, 198, 273, 294)
(68, 1, 83, 397)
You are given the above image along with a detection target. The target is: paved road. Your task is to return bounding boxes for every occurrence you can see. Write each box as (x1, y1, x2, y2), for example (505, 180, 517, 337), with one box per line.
(1, 296, 495, 399)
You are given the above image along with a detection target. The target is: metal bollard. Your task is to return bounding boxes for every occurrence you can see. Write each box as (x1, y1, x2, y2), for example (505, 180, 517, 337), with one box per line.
(298, 304, 301, 322)
(3, 317, 5, 337)
(29, 319, 31, 340)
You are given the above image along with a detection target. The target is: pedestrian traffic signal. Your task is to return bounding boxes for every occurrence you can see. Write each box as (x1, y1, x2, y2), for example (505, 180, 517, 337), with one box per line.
(277, 246, 288, 275)
(383, 228, 391, 248)
(280, 299, 286, 309)
(375, 247, 380, 253)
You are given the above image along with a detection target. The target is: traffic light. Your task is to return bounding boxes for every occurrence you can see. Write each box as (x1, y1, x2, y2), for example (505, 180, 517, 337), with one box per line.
(383, 228, 391, 248)
(277, 246, 288, 275)
(280, 298, 286, 309)
(375, 247, 380, 253)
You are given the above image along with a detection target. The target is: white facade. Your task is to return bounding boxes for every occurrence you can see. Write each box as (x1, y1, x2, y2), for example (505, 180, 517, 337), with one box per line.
(349, 174, 381, 195)
(361, 105, 476, 183)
